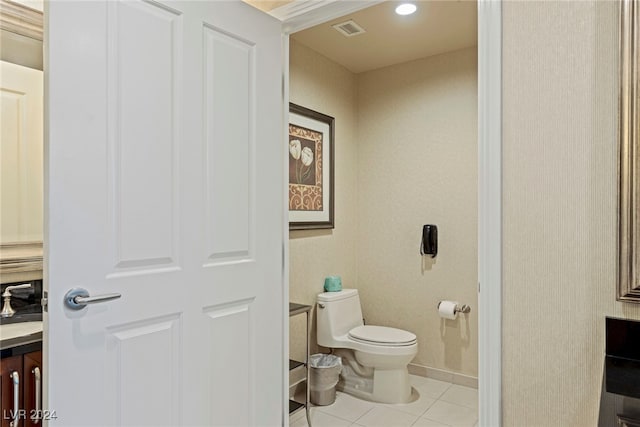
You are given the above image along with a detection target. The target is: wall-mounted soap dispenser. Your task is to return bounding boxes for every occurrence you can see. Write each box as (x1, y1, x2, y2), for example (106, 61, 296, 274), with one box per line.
(420, 224, 438, 258)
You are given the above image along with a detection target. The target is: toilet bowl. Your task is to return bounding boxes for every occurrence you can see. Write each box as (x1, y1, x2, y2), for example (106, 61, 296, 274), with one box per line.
(316, 289, 418, 404)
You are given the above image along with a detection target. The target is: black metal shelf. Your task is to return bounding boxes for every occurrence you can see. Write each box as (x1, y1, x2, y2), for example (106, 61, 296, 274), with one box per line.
(289, 302, 311, 317)
(289, 359, 304, 371)
(289, 399, 304, 415)
(289, 303, 311, 424)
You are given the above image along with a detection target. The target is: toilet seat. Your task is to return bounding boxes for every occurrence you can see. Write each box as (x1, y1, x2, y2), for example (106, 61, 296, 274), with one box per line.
(348, 325, 417, 347)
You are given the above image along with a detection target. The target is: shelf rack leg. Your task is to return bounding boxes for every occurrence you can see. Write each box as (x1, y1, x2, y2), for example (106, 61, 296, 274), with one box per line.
(305, 309, 312, 427)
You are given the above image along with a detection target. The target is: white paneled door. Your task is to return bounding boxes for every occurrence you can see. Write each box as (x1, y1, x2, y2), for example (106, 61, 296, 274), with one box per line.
(45, 1, 284, 425)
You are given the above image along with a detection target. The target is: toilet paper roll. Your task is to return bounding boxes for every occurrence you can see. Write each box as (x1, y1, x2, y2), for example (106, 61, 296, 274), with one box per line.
(438, 300, 458, 320)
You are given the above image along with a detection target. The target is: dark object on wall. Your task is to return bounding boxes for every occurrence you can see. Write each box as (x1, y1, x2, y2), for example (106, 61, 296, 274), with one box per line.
(420, 225, 437, 258)
(606, 317, 640, 399)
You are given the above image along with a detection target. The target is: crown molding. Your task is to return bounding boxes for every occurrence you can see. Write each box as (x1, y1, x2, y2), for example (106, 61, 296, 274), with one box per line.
(0, 0, 43, 40)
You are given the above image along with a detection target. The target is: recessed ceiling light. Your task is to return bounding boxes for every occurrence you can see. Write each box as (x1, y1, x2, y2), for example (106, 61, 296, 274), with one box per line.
(395, 3, 417, 15)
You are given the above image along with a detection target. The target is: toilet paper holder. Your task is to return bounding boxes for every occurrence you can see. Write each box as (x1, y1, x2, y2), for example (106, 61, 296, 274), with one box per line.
(437, 301, 471, 314)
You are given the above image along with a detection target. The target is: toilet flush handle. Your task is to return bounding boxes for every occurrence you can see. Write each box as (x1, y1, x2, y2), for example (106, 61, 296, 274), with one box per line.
(318, 303, 325, 309)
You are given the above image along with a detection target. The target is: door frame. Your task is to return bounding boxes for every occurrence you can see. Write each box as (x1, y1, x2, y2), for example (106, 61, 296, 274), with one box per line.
(276, 1, 503, 426)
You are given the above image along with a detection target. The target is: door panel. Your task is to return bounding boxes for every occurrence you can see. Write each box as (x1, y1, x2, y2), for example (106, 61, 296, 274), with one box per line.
(203, 25, 255, 262)
(105, 314, 181, 425)
(46, 1, 284, 425)
(205, 300, 253, 426)
(107, 0, 181, 274)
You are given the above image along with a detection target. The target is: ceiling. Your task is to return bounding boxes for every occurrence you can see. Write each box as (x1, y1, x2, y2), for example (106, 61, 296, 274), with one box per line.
(291, 1, 477, 74)
(243, 0, 292, 13)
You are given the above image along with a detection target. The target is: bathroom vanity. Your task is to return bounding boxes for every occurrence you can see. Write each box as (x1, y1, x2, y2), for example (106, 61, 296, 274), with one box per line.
(0, 281, 43, 427)
(1, 346, 42, 427)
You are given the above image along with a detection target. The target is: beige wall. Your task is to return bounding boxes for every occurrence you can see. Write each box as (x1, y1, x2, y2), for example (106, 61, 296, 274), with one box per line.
(356, 48, 478, 377)
(289, 40, 359, 362)
(502, 1, 640, 425)
(289, 40, 478, 377)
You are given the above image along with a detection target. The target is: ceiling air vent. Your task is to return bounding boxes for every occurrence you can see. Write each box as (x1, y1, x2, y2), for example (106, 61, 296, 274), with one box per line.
(332, 20, 366, 37)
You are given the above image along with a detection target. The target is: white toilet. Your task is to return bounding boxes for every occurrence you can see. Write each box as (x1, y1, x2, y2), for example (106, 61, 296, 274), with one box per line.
(316, 289, 418, 404)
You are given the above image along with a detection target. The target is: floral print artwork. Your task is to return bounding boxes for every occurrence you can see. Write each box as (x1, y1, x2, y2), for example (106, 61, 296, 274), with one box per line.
(289, 138, 315, 185)
(289, 124, 323, 211)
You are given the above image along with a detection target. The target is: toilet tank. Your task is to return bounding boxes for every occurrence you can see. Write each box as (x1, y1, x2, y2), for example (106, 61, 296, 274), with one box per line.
(316, 289, 364, 347)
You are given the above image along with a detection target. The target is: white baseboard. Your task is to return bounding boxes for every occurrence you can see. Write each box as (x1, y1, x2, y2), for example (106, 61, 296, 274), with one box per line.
(408, 363, 478, 389)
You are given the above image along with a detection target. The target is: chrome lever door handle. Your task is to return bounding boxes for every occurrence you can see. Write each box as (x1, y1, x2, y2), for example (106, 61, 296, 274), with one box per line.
(64, 288, 121, 310)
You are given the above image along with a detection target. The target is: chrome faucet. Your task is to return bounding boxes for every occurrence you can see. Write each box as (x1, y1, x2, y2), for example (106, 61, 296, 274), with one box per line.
(1, 283, 32, 317)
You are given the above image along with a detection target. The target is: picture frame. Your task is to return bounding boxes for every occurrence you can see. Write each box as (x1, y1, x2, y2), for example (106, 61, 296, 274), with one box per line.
(618, 0, 640, 302)
(288, 103, 335, 230)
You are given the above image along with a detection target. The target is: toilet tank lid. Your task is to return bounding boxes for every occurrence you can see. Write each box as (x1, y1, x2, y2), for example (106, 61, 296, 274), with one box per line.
(317, 288, 358, 302)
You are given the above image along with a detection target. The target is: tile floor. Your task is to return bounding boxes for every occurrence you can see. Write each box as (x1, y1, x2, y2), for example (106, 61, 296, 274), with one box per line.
(290, 375, 478, 427)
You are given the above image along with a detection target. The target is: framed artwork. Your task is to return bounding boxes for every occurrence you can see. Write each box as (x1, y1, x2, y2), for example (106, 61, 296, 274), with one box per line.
(288, 103, 334, 230)
(619, 0, 640, 302)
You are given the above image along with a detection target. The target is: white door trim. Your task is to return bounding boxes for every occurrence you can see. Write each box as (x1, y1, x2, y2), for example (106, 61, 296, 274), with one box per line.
(477, 1, 502, 426)
(281, 31, 291, 426)
(276, 1, 503, 425)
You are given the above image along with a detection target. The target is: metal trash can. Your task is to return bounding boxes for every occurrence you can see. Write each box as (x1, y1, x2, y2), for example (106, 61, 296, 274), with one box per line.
(309, 353, 342, 406)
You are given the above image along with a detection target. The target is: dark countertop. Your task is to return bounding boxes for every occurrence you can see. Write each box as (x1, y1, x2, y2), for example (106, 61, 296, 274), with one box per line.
(0, 333, 42, 357)
(606, 317, 640, 399)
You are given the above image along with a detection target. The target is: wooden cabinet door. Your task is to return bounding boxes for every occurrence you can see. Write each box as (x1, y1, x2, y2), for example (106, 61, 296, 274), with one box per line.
(1, 355, 23, 427)
(0, 61, 44, 244)
(22, 352, 41, 427)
